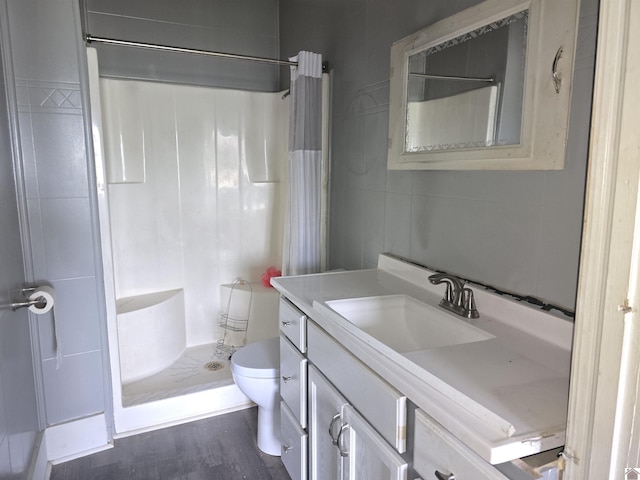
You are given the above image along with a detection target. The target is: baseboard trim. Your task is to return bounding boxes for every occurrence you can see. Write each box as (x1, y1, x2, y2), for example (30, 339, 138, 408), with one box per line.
(45, 413, 112, 466)
(27, 432, 49, 480)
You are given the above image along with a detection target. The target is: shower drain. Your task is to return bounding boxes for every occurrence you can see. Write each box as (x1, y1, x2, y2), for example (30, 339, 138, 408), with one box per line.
(205, 361, 225, 372)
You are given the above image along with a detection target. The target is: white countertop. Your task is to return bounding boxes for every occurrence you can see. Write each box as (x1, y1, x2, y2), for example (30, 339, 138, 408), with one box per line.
(271, 254, 573, 464)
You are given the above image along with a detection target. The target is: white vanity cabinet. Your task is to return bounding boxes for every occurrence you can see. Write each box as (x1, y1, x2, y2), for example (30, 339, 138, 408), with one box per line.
(279, 295, 408, 480)
(273, 256, 568, 480)
(308, 365, 408, 480)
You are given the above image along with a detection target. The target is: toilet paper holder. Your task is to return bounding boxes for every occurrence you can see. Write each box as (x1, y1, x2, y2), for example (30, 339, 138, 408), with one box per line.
(10, 296, 47, 311)
(4, 287, 47, 311)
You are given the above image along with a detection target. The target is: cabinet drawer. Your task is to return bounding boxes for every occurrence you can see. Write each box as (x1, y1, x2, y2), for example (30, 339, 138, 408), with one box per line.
(281, 401, 308, 480)
(279, 297, 307, 353)
(413, 409, 509, 480)
(280, 335, 308, 428)
(307, 321, 407, 453)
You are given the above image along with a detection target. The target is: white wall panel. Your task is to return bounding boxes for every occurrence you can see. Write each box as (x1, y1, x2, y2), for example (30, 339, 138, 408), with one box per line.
(101, 78, 288, 347)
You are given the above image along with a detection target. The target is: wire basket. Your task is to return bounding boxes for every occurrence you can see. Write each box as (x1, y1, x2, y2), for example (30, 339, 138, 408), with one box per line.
(215, 279, 252, 359)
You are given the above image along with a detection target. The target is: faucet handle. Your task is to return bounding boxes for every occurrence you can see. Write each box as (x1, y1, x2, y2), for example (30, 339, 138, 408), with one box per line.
(461, 288, 479, 319)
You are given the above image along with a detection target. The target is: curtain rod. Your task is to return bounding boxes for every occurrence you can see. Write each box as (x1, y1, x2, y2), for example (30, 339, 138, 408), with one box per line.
(409, 72, 495, 83)
(85, 34, 299, 67)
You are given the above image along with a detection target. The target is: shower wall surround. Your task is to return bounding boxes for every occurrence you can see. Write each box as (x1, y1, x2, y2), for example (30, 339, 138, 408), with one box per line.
(280, 0, 597, 310)
(101, 77, 288, 347)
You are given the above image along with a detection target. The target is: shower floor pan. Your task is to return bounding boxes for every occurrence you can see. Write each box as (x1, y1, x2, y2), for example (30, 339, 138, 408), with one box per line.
(122, 343, 234, 407)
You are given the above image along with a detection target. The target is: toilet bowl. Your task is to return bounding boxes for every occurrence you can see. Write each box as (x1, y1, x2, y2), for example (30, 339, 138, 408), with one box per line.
(230, 337, 281, 456)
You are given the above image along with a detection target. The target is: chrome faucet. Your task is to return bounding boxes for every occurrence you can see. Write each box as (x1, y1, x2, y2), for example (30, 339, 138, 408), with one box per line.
(428, 273, 479, 319)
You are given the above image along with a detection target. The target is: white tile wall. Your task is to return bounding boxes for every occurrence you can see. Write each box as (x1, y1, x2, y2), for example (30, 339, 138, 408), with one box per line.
(31, 113, 88, 198)
(383, 192, 412, 259)
(42, 352, 105, 425)
(16, 112, 38, 199)
(40, 198, 96, 280)
(7, 0, 108, 428)
(38, 277, 102, 361)
(363, 112, 389, 192)
(482, 201, 544, 294)
(386, 170, 413, 194)
(7, 1, 80, 83)
(87, 0, 278, 35)
(362, 190, 386, 268)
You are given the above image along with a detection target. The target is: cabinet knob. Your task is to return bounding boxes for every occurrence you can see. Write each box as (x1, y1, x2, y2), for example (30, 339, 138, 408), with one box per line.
(281, 320, 292, 327)
(282, 445, 294, 454)
(282, 375, 293, 383)
(434, 471, 455, 480)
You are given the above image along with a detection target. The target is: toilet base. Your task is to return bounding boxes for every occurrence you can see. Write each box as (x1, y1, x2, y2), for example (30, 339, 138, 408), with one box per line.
(256, 405, 281, 456)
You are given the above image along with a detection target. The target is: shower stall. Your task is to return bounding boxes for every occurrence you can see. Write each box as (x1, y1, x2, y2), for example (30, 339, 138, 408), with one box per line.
(86, 48, 329, 435)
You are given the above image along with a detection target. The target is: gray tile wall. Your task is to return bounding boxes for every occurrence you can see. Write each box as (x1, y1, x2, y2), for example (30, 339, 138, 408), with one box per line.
(1, 0, 593, 434)
(280, 0, 597, 310)
(6, 0, 108, 426)
(84, 0, 280, 91)
(0, 3, 40, 474)
(4, 0, 282, 431)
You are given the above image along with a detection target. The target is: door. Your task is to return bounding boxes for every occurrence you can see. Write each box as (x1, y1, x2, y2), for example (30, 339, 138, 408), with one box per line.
(308, 366, 348, 480)
(0, 7, 41, 476)
(565, 0, 640, 477)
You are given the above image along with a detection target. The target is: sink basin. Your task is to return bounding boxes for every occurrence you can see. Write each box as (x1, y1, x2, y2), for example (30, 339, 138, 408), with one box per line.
(325, 295, 494, 353)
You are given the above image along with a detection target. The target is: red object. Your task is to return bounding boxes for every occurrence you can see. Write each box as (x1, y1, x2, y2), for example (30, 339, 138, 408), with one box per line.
(261, 266, 282, 288)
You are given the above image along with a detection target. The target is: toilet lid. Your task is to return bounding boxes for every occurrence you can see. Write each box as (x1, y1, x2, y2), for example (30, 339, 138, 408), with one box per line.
(230, 337, 280, 378)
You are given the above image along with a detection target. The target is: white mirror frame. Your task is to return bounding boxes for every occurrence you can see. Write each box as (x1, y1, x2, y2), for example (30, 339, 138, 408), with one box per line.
(387, 0, 580, 171)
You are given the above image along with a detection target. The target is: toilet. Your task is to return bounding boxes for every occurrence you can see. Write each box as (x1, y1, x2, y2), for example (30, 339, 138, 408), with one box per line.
(230, 337, 281, 456)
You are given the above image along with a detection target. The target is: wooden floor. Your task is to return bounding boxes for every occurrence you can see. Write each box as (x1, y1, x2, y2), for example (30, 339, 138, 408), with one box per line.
(50, 408, 291, 480)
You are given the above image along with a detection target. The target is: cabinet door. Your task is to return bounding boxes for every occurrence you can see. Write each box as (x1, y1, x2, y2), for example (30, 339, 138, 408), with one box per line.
(413, 410, 509, 480)
(343, 405, 408, 480)
(309, 366, 348, 480)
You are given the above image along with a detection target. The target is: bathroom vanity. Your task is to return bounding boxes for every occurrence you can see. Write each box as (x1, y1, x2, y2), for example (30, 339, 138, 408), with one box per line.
(272, 254, 571, 480)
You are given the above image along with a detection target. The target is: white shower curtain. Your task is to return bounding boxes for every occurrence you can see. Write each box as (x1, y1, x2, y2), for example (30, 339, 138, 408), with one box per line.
(283, 51, 323, 276)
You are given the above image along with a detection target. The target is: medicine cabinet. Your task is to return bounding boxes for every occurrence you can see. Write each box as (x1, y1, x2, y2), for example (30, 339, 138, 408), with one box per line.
(387, 0, 580, 170)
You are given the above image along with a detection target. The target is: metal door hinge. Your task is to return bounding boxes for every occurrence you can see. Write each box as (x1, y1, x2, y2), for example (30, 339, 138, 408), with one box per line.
(618, 299, 633, 314)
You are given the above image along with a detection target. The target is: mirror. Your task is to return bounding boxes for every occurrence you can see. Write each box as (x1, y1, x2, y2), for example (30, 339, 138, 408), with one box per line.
(405, 10, 527, 153)
(388, 0, 579, 170)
